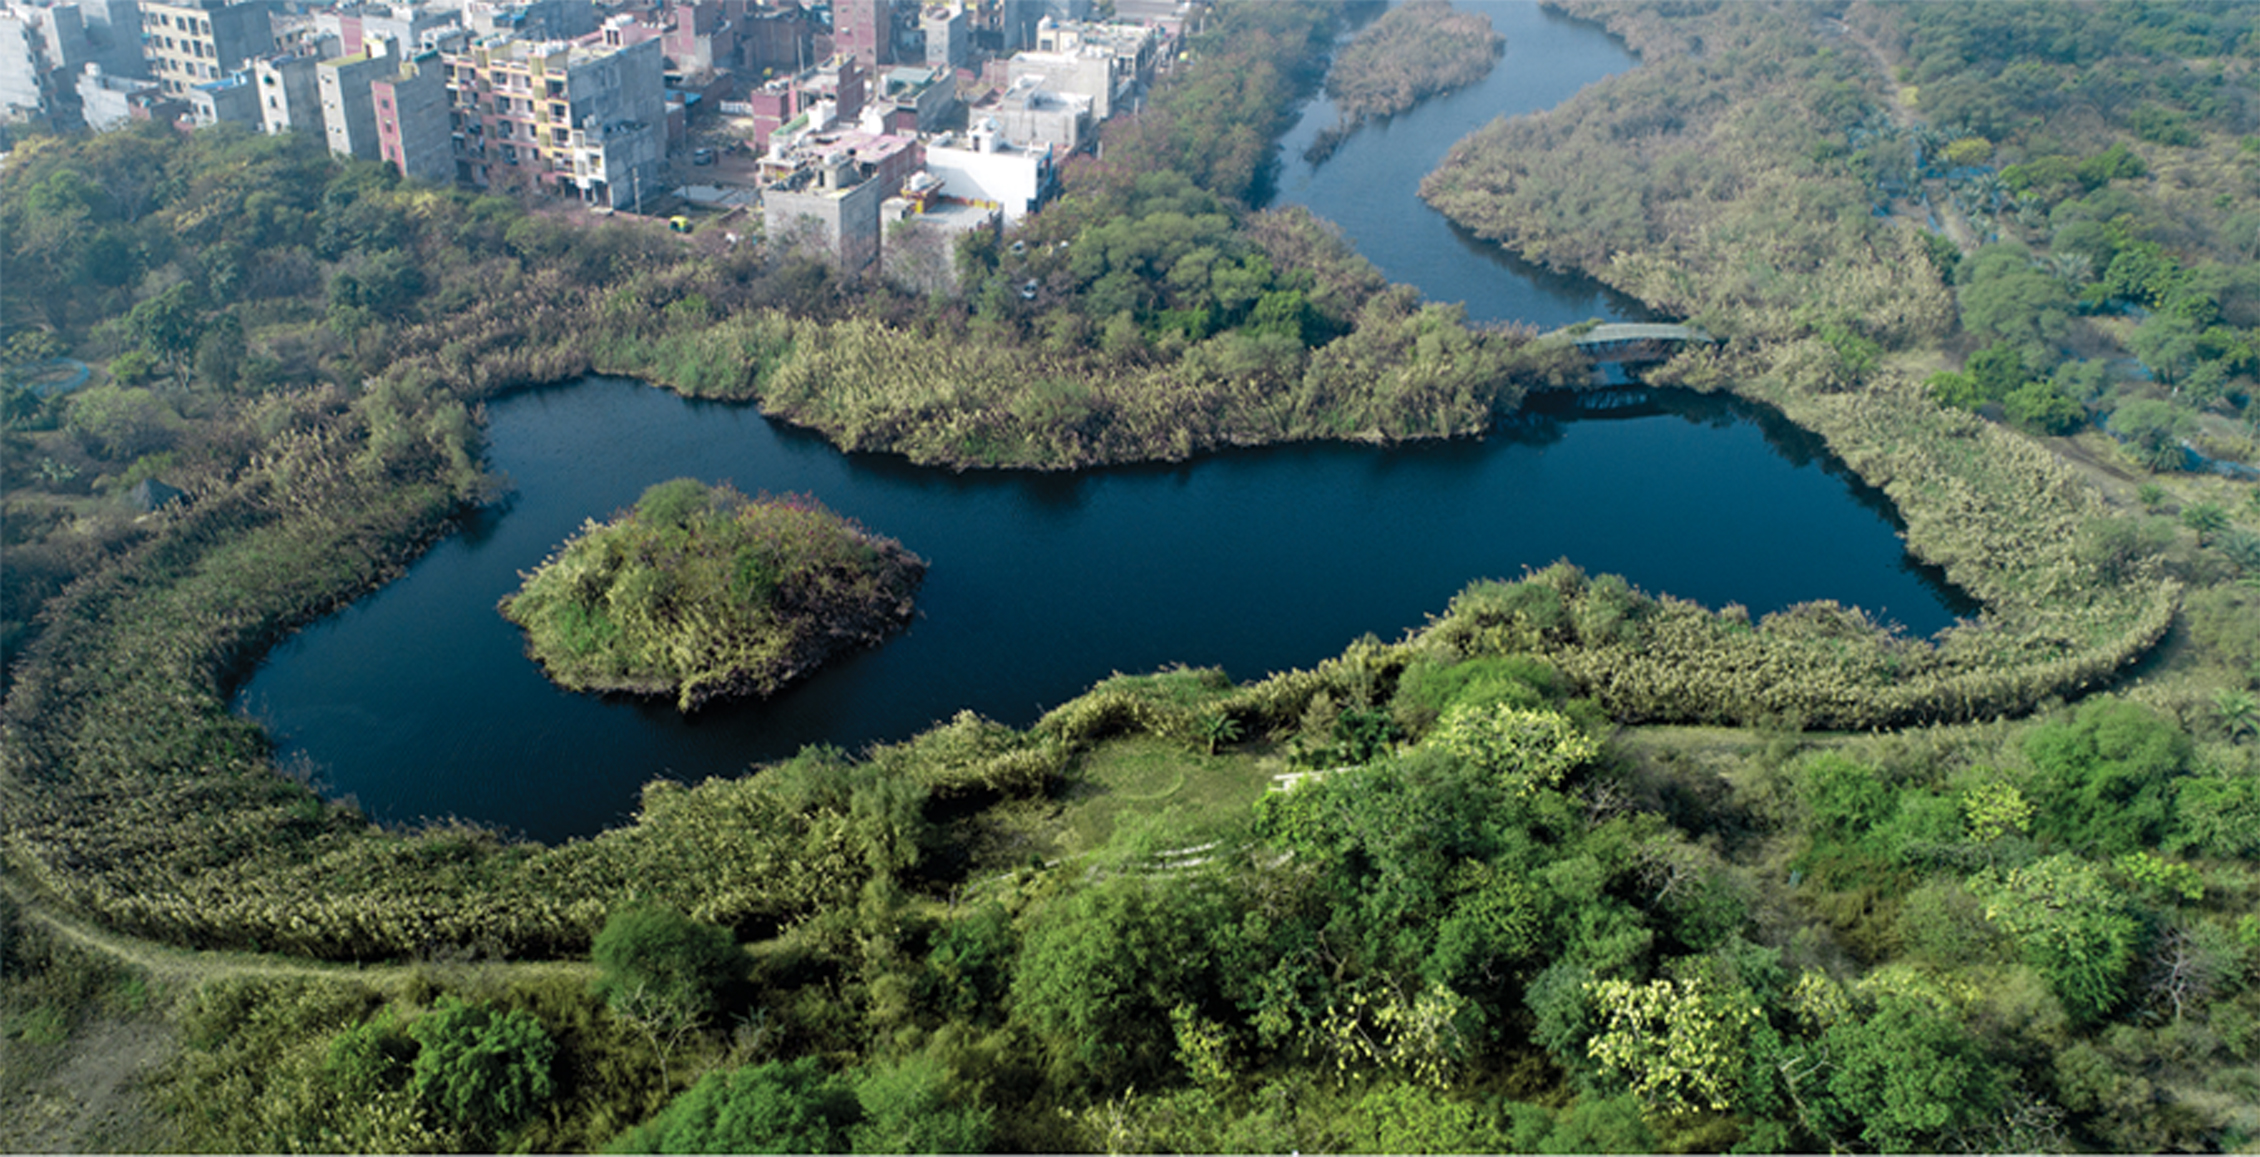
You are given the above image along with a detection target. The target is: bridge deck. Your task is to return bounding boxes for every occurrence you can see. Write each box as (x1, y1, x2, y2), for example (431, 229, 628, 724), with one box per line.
(1568, 323, 1713, 348)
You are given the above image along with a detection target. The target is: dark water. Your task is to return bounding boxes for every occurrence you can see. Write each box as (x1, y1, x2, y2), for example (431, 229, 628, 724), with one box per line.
(236, 3, 1974, 841)
(1268, 1, 1647, 329)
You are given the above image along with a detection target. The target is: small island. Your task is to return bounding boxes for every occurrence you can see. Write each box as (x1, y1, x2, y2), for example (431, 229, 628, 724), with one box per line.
(499, 479, 926, 712)
(1307, 0, 1505, 162)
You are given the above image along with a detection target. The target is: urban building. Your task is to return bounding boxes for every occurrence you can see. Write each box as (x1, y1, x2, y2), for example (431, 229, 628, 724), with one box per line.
(749, 51, 859, 148)
(253, 50, 319, 134)
(371, 48, 449, 180)
(922, 117, 1054, 221)
(464, 0, 593, 43)
(985, 72, 1084, 150)
(75, 59, 170, 126)
(315, 2, 459, 57)
(761, 127, 920, 270)
(139, 0, 278, 96)
(736, 1, 810, 76)
(997, 0, 1039, 51)
(881, 182, 996, 293)
(0, 0, 141, 124)
(764, 150, 883, 270)
(185, 66, 256, 124)
(1005, 15, 1153, 119)
(318, 43, 400, 158)
(863, 61, 948, 134)
(917, 1, 962, 71)
(443, 31, 665, 208)
(829, 0, 885, 68)
(658, 0, 733, 75)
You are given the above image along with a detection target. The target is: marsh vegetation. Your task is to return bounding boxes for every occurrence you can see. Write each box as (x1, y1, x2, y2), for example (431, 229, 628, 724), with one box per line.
(500, 480, 924, 712)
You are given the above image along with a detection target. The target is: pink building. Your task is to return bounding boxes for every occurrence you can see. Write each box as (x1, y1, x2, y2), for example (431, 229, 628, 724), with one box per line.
(830, 0, 886, 68)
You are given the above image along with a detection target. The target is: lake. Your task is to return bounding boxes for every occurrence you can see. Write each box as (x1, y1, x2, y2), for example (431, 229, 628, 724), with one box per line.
(237, 2, 1972, 841)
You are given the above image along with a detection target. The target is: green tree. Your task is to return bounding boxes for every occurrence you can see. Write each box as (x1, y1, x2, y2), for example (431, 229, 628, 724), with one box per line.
(2110, 398, 2193, 472)
(408, 996, 557, 1138)
(2003, 376, 2085, 433)
(1971, 854, 2143, 1024)
(1818, 994, 2004, 1151)
(1584, 976, 1761, 1114)
(1425, 703, 1597, 795)
(1956, 243, 2075, 351)
(124, 282, 207, 385)
(848, 1054, 993, 1154)
(2023, 699, 2191, 855)
(64, 383, 174, 459)
(590, 902, 742, 1024)
(1009, 874, 1222, 1088)
(2180, 501, 2229, 542)
(608, 1057, 859, 1154)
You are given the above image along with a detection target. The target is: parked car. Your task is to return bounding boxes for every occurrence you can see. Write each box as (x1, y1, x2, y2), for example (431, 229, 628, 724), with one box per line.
(691, 147, 716, 165)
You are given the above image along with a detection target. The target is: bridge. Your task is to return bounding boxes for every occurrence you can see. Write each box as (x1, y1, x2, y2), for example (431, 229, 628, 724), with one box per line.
(1558, 323, 1716, 364)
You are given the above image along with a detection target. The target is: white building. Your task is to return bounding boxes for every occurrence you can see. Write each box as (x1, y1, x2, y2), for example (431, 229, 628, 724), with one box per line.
(922, 120, 1056, 222)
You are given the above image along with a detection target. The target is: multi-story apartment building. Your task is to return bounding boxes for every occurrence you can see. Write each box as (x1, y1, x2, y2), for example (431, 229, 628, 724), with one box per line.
(318, 43, 399, 157)
(829, 0, 886, 68)
(917, 2, 962, 71)
(0, 0, 141, 124)
(252, 50, 318, 134)
(464, 0, 593, 43)
(185, 65, 255, 124)
(315, 1, 458, 57)
(1005, 15, 1152, 119)
(371, 48, 450, 181)
(76, 59, 174, 125)
(736, 0, 809, 75)
(138, 0, 277, 95)
(864, 62, 948, 134)
(443, 29, 664, 208)
(763, 130, 921, 272)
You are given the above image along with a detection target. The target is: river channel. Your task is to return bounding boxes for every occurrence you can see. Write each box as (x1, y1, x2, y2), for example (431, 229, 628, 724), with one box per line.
(238, 2, 1973, 842)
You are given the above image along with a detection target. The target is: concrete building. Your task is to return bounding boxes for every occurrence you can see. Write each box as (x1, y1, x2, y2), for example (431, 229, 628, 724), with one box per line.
(917, 2, 962, 70)
(764, 149, 887, 270)
(443, 32, 665, 207)
(185, 66, 256, 124)
(923, 119, 1053, 221)
(760, 126, 917, 190)
(74, 59, 165, 126)
(464, 0, 593, 42)
(736, 1, 808, 75)
(253, 50, 318, 134)
(138, 0, 278, 96)
(372, 48, 449, 181)
(1, 0, 142, 124)
(998, 0, 1039, 51)
(658, 0, 733, 75)
(318, 44, 399, 158)
(863, 61, 948, 133)
(761, 127, 921, 270)
(315, 2, 460, 57)
(0, 13, 51, 117)
(747, 51, 860, 146)
(1006, 15, 1152, 118)
(986, 72, 1085, 150)
(880, 182, 995, 292)
(829, 0, 885, 68)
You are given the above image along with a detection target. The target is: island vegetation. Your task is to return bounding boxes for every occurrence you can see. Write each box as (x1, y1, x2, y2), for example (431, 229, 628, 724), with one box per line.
(4, 0, 2260, 1153)
(499, 480, 924, 712)
(1307, 0, 1507, 163)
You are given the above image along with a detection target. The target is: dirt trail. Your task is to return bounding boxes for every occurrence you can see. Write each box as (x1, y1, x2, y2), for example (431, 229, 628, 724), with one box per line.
(3, 882, 596, 1153)
(10, 879, 597, 991)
